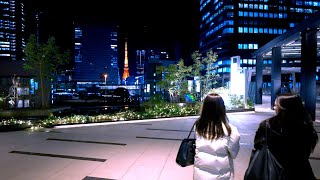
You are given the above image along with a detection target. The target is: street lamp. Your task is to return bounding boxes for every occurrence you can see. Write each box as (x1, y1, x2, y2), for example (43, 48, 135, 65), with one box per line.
(104, 74, 108, 94)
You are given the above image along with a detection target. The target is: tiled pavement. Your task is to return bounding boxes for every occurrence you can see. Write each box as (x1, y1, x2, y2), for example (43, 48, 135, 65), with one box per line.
(0, 101, 319, 180)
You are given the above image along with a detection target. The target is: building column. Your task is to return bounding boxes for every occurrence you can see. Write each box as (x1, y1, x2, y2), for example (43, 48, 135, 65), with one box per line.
(291, 72, 296, 93)
(301, 29, 317, 121)
(271, 46, 282, 109)
(255, 55, 263, 104)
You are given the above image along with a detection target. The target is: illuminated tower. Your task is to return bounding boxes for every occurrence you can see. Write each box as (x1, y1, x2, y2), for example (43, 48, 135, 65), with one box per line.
(122, 38, 130, 82)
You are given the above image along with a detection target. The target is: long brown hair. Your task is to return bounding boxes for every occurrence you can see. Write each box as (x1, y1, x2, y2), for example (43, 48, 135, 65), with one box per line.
(275, 94, 318, 152)
(195, 93, 231, 140)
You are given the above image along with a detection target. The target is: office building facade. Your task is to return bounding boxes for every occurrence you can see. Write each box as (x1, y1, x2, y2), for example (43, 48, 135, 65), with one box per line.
(0, 0, 26, 61)
(73, 23, 120, 88)
(199, 0, 320, 85)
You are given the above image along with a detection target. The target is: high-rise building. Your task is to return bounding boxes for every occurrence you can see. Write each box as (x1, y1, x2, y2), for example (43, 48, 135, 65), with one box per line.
(0, 0, 26, 61)
(199, 0, 320, 84)
(73, 22, 120, 86)
(135, 49, 146, 85)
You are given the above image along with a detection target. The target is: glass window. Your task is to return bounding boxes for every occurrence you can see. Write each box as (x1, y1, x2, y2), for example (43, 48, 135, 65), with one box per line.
(269, 13, 273, 18)
(259, 12, 263, 17)
(274, 29, 278, 34)
(279, 13, 283, 18)
(259, 4, 263, 9)
(289, 23, 295, 27)
(249, 27, 253, 33)
(244, 27, 248, 33)
(238, 27, 243, 33)
(254, 27, 258, 33)
(274, 13, 278, 18)
(269, 28, 273, 34)
(259, 28, 263, 33)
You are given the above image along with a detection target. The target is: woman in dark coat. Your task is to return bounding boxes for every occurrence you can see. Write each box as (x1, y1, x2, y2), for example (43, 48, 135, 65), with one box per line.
(254, 94, 318, 180)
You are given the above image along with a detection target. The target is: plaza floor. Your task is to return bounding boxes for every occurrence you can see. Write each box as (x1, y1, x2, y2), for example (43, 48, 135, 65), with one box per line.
(0, 97, 319, 180)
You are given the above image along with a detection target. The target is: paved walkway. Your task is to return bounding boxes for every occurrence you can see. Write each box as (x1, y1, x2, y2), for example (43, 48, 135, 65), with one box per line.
(0, 98, 319, 180)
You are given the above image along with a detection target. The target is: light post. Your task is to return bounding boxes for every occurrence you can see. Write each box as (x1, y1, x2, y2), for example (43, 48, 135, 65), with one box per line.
(104, 74, 108, 95)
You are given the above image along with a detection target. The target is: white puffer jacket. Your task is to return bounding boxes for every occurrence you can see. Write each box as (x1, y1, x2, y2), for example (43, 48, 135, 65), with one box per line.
(193, 123, 240, 180)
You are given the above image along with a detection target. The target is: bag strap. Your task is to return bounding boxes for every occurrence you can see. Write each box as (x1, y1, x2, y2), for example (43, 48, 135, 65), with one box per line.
(265, 120, 269, 146)
(187, 121, 196, 138)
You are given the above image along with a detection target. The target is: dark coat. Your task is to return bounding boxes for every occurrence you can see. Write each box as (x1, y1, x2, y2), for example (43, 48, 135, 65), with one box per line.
(254, 117, 317, 180)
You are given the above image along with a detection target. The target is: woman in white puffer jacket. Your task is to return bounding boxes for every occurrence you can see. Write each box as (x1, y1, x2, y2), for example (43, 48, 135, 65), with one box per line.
(194, 93, 240, 180)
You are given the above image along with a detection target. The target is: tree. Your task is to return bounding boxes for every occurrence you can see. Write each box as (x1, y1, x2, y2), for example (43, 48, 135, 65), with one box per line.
(156, 59, 191, 102)
(23, 34, 71, 108)
(157, 49, 219, 102)
(191, 48, 219, 99)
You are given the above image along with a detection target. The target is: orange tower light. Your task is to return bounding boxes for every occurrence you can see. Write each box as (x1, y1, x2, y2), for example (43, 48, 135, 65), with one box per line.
(122, 38, 130, 81)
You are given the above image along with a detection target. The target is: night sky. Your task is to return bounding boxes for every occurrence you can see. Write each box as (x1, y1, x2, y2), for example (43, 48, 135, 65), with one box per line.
(31, 0, 200, 66)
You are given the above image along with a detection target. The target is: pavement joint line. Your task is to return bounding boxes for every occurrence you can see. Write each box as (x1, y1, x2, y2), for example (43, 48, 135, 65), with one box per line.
(146, 128, 193, 132)
(9, 150, 107, 162)
(136, 136, 183, 141)
(83, 176, 116, 180)
(46, 138, 127, 146)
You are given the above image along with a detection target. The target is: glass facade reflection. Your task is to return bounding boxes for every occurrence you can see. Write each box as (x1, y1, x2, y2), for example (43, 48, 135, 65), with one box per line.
(200, 0, 320, 83)
(73, 24, 120, 85)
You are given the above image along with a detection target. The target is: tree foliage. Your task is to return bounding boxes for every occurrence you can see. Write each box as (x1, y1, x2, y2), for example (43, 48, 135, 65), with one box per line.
(157, 49, 219, 102)
(156, 59, 191, 102)
(23, 34, 71, 108)
(191, 48, 219, 98)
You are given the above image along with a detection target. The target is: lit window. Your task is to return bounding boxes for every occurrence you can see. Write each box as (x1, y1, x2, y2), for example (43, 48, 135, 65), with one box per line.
(289, 23, 295, 27)
(244, 27, 248, 33)
(259, 28, 263, 33)
(238, 27, 243, 33)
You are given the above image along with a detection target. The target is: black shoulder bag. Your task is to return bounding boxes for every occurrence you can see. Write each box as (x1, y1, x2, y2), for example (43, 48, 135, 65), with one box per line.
(175, 122, 196, 167)
(244, 120, 286, 180)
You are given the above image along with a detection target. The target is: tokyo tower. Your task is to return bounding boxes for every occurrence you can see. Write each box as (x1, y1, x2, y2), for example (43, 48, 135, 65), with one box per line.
(122, 38, 130, 82)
